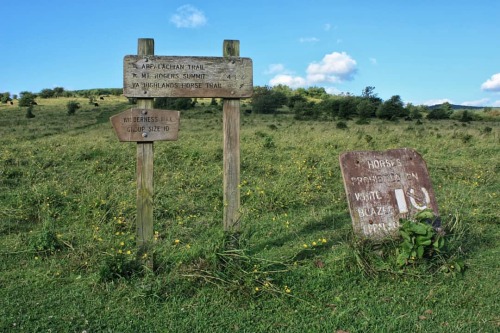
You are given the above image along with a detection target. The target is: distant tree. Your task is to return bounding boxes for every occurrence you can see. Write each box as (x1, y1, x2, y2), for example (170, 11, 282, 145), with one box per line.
(376, 95, 407, 119)
(318, 97, 342, 119)
(39, 88, 55, 99)
(251, 86, 287, 114)
(361, 86, 377, 99)
(53, 87, 65, 98)
(306, 86, 328, 99)
(18, 91, 36, 107)
(338, 96, 359, 119)
(359, 86, 382, 118)
(292, 100, 318, 120)
(13, 94, 18, 100)
(288, 93, 308, 109)
(1, 92, 11, 103)
(272, 84, 293, 98)
(405, 103, 423, 120)
(357, 99, 376, 119)
(427, 102, 453, 120)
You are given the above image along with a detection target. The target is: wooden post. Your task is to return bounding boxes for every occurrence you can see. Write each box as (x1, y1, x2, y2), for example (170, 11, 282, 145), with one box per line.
(223, 40, 241, 232)
(136, 38, 155, 258)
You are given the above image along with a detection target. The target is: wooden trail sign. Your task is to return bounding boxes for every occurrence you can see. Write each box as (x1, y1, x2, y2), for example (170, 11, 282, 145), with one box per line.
(124, 55, 253, 98)
(339, 148, 439, 238)
(110, 108, 180, 142)
(114, 38, 251, 262)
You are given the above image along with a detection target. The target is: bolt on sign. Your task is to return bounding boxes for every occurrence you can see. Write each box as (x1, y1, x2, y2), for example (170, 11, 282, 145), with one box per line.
(339, 148, 439, 238)
(123, 56, 253, 98)
(110, 108, 180, 142)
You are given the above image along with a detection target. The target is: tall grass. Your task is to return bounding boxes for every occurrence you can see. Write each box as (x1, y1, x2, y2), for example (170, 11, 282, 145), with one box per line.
(0, 98, 498, 332)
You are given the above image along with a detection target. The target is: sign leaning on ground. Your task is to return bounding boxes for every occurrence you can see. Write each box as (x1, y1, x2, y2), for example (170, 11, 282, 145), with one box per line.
(123, 56, 253, 98)
(339, 148, 439, 238)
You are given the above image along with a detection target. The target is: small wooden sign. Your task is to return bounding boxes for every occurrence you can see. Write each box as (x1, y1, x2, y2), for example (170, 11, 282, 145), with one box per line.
(339, 148, 439, 238)
(123, 56, 253, 98)
(110, 108, 180, 142)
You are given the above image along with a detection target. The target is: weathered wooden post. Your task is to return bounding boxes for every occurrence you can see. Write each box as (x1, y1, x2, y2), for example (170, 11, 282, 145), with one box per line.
(118, 38, 252, 257)
(223, 40, 241, 233)
(136, 38, 155, 256)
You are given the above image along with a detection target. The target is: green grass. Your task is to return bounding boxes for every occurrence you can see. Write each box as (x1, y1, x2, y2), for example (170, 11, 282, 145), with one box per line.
(1, 98, 499, 332)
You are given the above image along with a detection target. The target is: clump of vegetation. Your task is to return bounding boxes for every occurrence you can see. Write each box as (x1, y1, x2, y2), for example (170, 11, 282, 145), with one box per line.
(25, 105, 35, 118)
(336, 121, 348, 129)
(396, 210, 445, 267)
(66, 100, 80, 115)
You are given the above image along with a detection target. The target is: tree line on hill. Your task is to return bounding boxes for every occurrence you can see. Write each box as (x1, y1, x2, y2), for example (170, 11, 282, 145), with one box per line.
(0, 88, 123, 107)
(152, 85, 484, 122)
(1, 85, 489, 122)
(249, 85, 484, 122)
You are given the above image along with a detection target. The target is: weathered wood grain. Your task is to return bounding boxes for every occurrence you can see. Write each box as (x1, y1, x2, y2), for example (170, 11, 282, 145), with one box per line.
(124, 55, 253, 98)
(223, 40, 241, 232)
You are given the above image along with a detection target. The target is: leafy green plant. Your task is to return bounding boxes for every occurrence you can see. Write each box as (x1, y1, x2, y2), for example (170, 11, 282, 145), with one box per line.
(29, 226, 63, 254)
(98, 253, 142, 282)
(66, 100, 80, 115)
(396, 210, 445, 267)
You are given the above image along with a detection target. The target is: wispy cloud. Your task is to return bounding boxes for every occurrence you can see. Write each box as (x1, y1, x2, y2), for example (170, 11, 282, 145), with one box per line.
(265, 64, 287, 75)
(369, 57, 377, 65)
(299, 37, 320, 43)
(170, 5, 207, 28)
(324, 23, 332, 31)
(481, 73, 500, 92)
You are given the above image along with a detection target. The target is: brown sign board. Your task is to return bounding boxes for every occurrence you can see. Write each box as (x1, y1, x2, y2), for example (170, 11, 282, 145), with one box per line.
(123, 55, 253, 98)
(339, 148, 439, 238)
(110, 108, 180, 142)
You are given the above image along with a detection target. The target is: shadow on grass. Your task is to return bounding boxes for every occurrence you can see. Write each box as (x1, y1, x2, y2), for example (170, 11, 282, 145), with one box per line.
(248, 211, 352, 257)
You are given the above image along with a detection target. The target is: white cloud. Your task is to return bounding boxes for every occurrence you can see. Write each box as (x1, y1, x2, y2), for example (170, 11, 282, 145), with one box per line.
(269, 74, 307, 89)
(265, 64, 287, 75)
(170, 5, 207, 28)
(306, 51, 357, 84)
(492, 100, 500, 107)
(481, 73, 500, 91)
(299, 37, 320, 43)
(422, 98, 453, 106)
(461, 98, 490, 107)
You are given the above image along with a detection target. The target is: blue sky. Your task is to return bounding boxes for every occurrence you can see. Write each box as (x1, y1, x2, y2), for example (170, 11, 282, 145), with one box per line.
(1, 0, 499, 106)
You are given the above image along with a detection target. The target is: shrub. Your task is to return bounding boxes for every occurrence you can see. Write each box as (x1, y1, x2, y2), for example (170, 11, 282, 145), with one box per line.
(18, 91, 36, 107)
(26, 105, 35, 118)
(336, 121, 348, 129)
(67, 100, 80, 115)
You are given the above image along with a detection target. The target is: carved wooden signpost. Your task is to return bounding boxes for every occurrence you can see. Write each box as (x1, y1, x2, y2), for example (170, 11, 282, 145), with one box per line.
(339, 148, 439, 238)
(123, 56, 253, 98)
(112, 38, 252, 261)
(110, 108, 180, 142)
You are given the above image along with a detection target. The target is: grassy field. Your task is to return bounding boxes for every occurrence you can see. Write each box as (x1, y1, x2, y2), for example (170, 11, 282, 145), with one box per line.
(1, 96, 499, 332)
